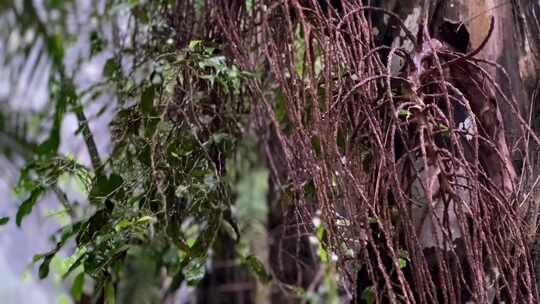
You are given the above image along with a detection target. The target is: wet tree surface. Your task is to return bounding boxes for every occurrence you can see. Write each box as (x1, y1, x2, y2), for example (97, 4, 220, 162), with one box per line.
(208, 1, 540, 303)
(2, 1, 540, 303)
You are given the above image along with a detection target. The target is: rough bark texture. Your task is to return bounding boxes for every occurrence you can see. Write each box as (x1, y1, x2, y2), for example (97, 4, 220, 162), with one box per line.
(186, 1, 540, 302)
(433, 1, 526, 145)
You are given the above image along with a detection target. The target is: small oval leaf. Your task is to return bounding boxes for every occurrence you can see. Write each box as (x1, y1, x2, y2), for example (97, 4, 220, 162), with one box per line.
(0, 217, 9, 226)
(16, 187, 46, 226)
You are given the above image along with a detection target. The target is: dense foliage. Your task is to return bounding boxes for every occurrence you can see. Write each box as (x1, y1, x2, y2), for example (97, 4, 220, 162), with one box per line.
(1, 0, 275, 302)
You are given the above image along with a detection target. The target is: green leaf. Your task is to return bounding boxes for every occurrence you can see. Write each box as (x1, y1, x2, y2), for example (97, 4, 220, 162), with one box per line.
(188, 40, 202, 49)
(46, 33, 64, 67)
(399, 258, 407, 269)
(398, 109, 411, 119)
(140, 86, 156, 114)
(105, 280, 115, 304)
(0, 217, 9, 225)
(90, 31, 105, 56)
(318, 244, 329, 263)
(103, 57, 121, 79)
(36, 81, 72, 156)
(290, 286, 306, 297)
(361, 286, 376, 304)
(437, 123, 449, 131)
(141, 86, 159, 137)
(76, 209, 109, 245)
(16, 187, 46, 226)
(82, 253, 98, 273)
(90, 174, 124, 200)
(398, 249, 409, 269)
(208, 133, 230, 145)
(71, 272, 85, 300)
(136, 216, 154, 223)
(59, 222, 83, 246)
(128, 0, 141, 7)
(275, 92, 288, 123)
(183, 258, 206, 286)
(244, 255, 271, 284)
(188, 228, 214, 258)
(315, 225, 328, 262)
(38, 253, 55, 279)
(137, 144, 152, 167)
(47, 0, 64, 9)
(33, 253, 49, 264)
(108, 174, 124, 194)
(114, 219, 132, 231)
(316, 224, 325, 240)
(62, 252, 87, 279)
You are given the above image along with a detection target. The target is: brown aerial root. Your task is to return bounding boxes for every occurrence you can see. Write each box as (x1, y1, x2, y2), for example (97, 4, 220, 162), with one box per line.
(208, 1, 539, 302)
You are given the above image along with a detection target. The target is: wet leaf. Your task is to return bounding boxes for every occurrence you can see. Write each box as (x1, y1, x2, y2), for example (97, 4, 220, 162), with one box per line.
(105, 280, 115, 304)
(90, 31, 105, 56)
(90, 174, 124, 200)
(361, 286, 376, 304)
(76, 209, 109, 245)
(0, 217, 9, 226)
(16, 186, 46, 226)
(245, 255, 271, 284)
(38, 253, 55, 279)
(103, 57, 121, 80)
(71, 272, 85, 300)
(183, 258, 206, 286)
(140, 86, 156, 114)
(399, 258, 407, 269)
(63, 253, 87, 279)
(46, 33, 64, 66)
